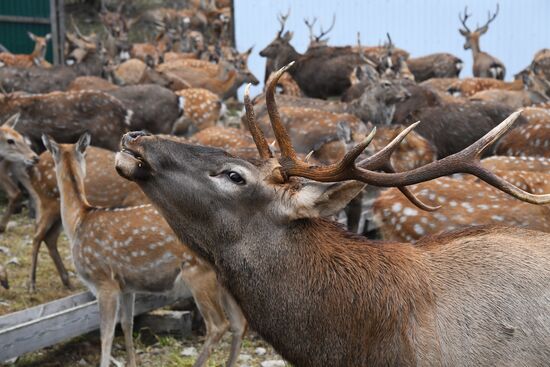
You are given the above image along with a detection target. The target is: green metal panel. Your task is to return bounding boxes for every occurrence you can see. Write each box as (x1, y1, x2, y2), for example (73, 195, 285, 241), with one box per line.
(0, 0, 53, 62)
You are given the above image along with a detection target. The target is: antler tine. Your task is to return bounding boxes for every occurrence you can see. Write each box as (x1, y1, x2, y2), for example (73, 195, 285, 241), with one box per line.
(244, 84, 273, 160)
(480, 3, 499, 30)
(357, 122, 440, 211)
(277, 8, 291, 36)
(304, 17, 317, 43)
(358, 122, 420, 169)
(317, 13, 336, 42)
(459, 6, 471, 32)
(266, 62, 297, 160)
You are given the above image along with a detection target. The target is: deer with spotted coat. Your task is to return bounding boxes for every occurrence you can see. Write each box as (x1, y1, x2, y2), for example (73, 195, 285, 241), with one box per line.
(115, 64, 550, 367)
(0, 32, 51, 68)
(42, 134, 246, 367)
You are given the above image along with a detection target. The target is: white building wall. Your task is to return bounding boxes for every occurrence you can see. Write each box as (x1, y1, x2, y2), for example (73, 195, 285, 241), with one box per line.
(234, 0, 550, 96)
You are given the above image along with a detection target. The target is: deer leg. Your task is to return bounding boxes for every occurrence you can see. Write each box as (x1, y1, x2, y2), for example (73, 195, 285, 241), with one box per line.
(28, 208, 59, 292)
(119, 292, 137, 367)
(189, 275, 229, 367)
(220, 288, 247, 367)
(98, 287, 120, 367)
(345, 191, 364, 233)
(0, 178, 21, 233)
(44, 220, 71, 289)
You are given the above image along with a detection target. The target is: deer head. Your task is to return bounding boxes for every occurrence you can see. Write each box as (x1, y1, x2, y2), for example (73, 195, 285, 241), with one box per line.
(27, 32, 51, 60)
(0, 114, 38, 167)
(259, 9, 294, 61)
(458, 4, 499, 51)
(116, 63, 550, 258)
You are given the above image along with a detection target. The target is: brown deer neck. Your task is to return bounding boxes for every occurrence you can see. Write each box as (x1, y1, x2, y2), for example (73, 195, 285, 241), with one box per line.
(31, 42, 46, 61)
(54, 157, 91, 239)
(215, 217, 434, 366)
(470, 36, 481, 57)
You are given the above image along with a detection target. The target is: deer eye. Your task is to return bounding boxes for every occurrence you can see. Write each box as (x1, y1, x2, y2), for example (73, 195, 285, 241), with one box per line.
(7, 139, 15, 145)
(226, 171, 245, 185)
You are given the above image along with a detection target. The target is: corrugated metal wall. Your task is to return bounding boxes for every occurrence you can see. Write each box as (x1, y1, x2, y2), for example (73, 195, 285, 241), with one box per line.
(234, 0, 550, 96)
(0, 0, 53, 62)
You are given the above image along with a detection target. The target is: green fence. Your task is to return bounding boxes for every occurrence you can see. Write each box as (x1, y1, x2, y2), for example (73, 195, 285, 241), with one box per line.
(0, 0, 65, 64)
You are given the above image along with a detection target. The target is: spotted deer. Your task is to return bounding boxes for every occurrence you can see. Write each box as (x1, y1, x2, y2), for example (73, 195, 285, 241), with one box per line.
(0, 32, 51, 68)
(372, 172, 550, 242)
(0, 125, 147, 290)
(469, 73, 550, 109)
(172, 88, 223, 135)
(458, 5, 505, 79)
(448, 77, 523, 97)
(494, 107, 550, 157)
(0, 90, 131, 152)
(43, 134, 246, 367)
(115, 65, 550, 367)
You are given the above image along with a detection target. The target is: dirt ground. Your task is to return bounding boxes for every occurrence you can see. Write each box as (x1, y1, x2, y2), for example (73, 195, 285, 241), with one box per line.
(0, 207, 285, 367)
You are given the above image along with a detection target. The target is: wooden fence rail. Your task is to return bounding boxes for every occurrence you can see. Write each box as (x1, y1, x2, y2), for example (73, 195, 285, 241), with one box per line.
(0, 289, 192, 362)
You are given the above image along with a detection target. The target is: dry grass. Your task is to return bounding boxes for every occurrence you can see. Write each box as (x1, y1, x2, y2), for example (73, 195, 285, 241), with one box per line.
(0, 208, 86, 316)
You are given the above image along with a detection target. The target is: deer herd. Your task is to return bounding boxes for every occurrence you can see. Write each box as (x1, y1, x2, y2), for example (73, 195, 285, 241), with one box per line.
(0, 1, 549, 366)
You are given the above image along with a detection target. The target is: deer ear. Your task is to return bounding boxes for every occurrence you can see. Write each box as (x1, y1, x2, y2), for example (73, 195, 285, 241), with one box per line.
(283, 31, 293, 41)
(27, 32, 37, 41)
(42, 134, 59, 159)
(45, 33, 52, 41)
(3, 113, 20, 129)
(75, 133, 91, 154)
(290, 181, 365, 219)
(458, 28, 469, 36)
(478, 26, 489, 35)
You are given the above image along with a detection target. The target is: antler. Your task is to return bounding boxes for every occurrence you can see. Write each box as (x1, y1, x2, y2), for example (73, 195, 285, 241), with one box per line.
(244, 84, 272, 160)
(277, 8, 291, 37)
(315, 14, 336, 42)
(459, 6, 471, 32)
(478, 3, 499, 31)
(304, 17, 318, 43)
(263, 63, 550, 206)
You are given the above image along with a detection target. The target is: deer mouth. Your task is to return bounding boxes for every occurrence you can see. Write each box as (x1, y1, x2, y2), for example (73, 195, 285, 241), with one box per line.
(116, 133, 152, 180)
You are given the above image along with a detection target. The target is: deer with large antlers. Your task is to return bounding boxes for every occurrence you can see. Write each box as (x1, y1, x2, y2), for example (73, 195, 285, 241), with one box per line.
(43, 133, 247, 367)
(115, 63, 550, 366)
(459, 4, 505, 79)
(0, 32, 51, 68)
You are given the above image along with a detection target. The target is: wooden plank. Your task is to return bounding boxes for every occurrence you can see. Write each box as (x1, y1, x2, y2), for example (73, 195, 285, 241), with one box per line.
(0, 15, 50, 25)
(0, 289, 192, 362)
(0, 292, 94, 330)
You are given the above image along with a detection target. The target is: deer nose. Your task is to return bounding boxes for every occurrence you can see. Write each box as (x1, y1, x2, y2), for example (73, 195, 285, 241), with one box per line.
(32, 155, 40, 164)
(123, 131, 150, 146)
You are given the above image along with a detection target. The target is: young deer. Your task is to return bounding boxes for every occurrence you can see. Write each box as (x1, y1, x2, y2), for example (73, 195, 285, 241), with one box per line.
(115, 65, 550, 366)
(0, 118, 147, 290)
(0, 114, 39, 232)
(0, 32, 51, 68)
(43, 134, 246, 367)
(458, 5, 505, 79)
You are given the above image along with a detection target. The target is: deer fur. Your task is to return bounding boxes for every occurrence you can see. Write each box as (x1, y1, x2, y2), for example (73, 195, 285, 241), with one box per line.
(0, 90, 131, 152)
(44, 134, 247, 367)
